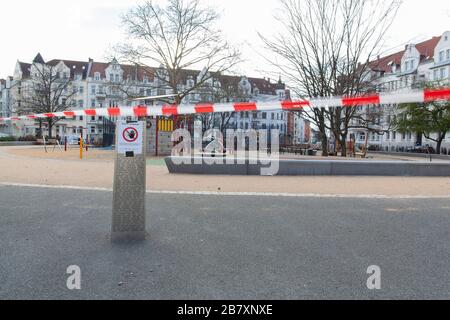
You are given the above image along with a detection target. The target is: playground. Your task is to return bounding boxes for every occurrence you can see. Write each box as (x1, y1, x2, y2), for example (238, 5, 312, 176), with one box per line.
(1, 145, 449, 197)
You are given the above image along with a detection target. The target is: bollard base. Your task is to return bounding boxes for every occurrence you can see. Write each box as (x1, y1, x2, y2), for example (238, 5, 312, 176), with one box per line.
(111, 231, 147, 243)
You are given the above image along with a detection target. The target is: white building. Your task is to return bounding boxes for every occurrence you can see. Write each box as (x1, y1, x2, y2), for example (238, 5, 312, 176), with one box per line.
(0, 77, 13, 135)
(5, 54, 289, 144)
(350, 31, 450, 153)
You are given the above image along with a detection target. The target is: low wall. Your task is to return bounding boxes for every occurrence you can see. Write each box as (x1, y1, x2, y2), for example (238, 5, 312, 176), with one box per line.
(165, 157, 450, 177)
(369, 151, 450, 160)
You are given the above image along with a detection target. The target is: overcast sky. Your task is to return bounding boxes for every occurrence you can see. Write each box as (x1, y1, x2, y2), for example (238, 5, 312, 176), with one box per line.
(1, 0, 449, 79)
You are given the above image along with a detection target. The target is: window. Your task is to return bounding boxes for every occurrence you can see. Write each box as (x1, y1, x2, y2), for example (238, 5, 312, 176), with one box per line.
(79, 86, 84, 94)
(393, 131, 396, 140)
(90, 127, 96, 134)
(440, 68, 447, 79)
(79, 116, 83, 121)
(271, 113, 275, 120)
(262, 124, 267, 129)
(78, 100, 84, 108)
(434, 69, 439, 80)
(143, 76, 148, 84)
(447, 49, 450, 61)
(91, 99, 96, 108)
(439, 51, 445, 62)
(115, 74, 120, 83)
(262, 112, 267, 119)
(386, 132, 390, 140)
(91, 85, 96, 95)
(91, 116, 95, 121)
(110, 74, 114, 82)
(95, 73, 100, 81)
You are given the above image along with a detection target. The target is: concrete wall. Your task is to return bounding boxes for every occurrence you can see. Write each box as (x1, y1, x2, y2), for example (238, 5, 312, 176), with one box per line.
(165, 157, 450, 177)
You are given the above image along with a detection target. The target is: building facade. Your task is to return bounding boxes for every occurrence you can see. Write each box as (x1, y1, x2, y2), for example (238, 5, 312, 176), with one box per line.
(4, 54, 296, 146)
(350, 31, 450, 153)
(0, 77, 13, 135)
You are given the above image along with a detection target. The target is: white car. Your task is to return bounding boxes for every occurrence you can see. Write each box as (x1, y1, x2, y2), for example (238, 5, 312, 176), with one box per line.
(65, 135, 85, 145)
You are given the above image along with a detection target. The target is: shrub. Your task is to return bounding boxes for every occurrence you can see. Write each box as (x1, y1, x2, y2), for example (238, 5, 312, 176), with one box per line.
(0, 136, 16, 142)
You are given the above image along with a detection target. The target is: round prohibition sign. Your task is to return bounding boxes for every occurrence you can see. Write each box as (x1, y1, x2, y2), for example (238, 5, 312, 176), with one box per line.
(122, 127, 139, 143)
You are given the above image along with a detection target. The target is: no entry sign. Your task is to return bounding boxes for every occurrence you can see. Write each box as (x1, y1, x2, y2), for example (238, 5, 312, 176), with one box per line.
(117, 121, 144, 155)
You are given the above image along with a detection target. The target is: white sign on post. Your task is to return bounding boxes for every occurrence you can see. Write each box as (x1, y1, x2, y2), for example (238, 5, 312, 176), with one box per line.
(117, 121, 144, 155)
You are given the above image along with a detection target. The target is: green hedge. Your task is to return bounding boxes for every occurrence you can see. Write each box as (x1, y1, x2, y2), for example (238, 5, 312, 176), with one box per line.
(0, 137, 16, 142)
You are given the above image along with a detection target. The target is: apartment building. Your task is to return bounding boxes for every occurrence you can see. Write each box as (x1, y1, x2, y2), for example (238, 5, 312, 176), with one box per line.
(350, 31, 450, 153)
(5, 54, 290, 144)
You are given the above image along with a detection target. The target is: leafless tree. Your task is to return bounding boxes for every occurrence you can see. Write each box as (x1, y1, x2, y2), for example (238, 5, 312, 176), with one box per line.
(116, 0, 241, 105)
(195, 76, 251, 134)
(260, 0, 401, 156)
(18, 64, 75, 138)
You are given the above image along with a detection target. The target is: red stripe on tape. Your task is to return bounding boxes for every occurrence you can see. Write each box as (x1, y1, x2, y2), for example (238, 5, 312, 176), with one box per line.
(424, 88, 450, 102)
(107, 108, 121, 116)
(195, 104, 215, 114)
(234, 103, 257, 112)
(281, 100, 310, 110)
(64, 111, 75, 118)
(342, 95, 380, 106)
(85, 109, 97, 116)
(44, 113, 56, 118)
(27, 115, 37, 119)
(162, 105, 179, 116)
(134, 106, 149, 117)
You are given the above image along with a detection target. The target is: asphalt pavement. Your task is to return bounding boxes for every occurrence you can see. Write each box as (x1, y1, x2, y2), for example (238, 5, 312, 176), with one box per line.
(0, 185, 449, 300)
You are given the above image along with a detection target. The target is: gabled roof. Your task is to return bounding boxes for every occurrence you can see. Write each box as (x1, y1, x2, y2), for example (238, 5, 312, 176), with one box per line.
(89, 62, 156, 82)
(18, 62, 31, 78)
(33, 53, 45, 64)
(370, 36, 441, 73)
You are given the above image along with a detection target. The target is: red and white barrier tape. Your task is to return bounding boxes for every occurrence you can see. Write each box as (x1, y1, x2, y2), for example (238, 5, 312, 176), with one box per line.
(1, 88, 449, 122)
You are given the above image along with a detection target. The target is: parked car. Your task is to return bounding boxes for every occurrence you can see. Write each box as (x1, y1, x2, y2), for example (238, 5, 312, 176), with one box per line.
(65, 135, 85, 145)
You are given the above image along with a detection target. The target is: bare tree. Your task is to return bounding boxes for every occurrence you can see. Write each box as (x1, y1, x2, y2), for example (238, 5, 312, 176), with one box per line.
(116, 0, 241, 105)
(19, 63, 75, 138)
(260, 0, 401, 156)
(195, 76, 250, 134)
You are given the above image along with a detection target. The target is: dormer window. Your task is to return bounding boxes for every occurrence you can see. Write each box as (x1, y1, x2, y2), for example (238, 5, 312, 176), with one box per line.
(94, 72, 100, 81)
(143, 76, 148, 84)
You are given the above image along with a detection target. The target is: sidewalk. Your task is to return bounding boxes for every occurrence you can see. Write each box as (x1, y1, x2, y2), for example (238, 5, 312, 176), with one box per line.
(1, 146, 449, 197)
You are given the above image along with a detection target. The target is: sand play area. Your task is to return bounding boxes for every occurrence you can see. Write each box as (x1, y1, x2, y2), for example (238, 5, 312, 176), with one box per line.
(0, 146, 449, 197)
